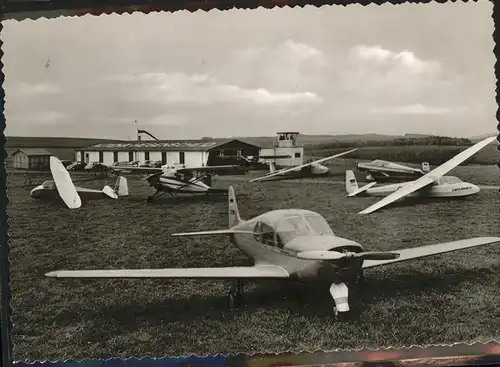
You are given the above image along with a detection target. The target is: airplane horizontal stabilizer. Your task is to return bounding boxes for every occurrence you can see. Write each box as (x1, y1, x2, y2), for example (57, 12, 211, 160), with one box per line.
(347, 182, 377, 197)
(362, 236, 500, 269)
(170, 229, 256, 237)
(45, 264, 290, 279)
(102, 185, 119, 199)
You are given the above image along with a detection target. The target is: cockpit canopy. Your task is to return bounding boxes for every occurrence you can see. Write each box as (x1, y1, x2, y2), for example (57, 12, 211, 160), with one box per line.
(41, 180, 55, 189)
(437, 176, 463, 185)
(253, 213, 334, 248)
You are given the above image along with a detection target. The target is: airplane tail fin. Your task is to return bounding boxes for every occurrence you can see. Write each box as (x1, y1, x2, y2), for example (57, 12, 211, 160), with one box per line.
(228, 186, 242, 227)
(421, 162, 430, 173)
(114, 176, 129, 197)
(345, 170, 359, 194)
(269, 162, 276, 173)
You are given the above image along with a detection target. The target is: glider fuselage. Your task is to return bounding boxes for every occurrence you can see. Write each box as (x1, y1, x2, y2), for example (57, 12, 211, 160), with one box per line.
(363, 178, 480, 198)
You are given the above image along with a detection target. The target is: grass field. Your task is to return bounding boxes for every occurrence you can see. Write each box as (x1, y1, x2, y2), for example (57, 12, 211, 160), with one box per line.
(7, 168, 500, 362)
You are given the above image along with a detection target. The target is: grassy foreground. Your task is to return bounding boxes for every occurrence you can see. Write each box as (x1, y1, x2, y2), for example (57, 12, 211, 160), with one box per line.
(7, 170, 500, 361)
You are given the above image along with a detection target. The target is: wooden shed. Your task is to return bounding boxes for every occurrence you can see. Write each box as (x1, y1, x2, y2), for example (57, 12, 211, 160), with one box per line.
(11, 148, 52, 170)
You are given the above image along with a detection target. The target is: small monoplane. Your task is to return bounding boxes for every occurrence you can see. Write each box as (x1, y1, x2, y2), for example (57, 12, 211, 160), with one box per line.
(346, 136, 497, 214)
(109, 163, 243, 202)
(357, 159, 430, 182)
(249, 149, 358, 183)
(30, 156, 129, 209)
(45, 186, 500, 318)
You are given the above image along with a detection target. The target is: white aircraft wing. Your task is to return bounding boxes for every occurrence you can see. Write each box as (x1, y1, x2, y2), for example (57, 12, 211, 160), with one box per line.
(50, 156, 82, 209)
(358, 136, 497, 215)
(347, 182, 378, 197)
(45, 264, 290, 279)
(425, 136, 496, 178)
(249, 148, 358, 182)
(358, 176, 435, 214)
(362, 236, 500, 269)
(110, 166, 164, 174)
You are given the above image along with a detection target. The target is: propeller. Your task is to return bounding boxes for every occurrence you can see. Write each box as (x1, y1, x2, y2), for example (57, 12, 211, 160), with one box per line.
(297, 250, 400, 261)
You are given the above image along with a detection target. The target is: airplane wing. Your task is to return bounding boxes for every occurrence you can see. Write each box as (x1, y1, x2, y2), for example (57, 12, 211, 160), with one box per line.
(347, 182, 378, 197)
(358, 136, 497, 215)
(110, 166, 164, 174)
(45, 264, 290, 279)
(170, 229, 256, 237)
(249, 148, 358, 182)
(176, 165, 243, 174)
(358, 176, 435, 214)
(50, 156, 82, 209)
(362, 236, 500, 269)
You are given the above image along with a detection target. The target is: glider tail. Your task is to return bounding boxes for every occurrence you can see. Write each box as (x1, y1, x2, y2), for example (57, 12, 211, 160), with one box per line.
(228, 185, 242, 227)
(114, 176, 129, 197)
(269, 162, 276, 173)
(345, 170, 359, 195)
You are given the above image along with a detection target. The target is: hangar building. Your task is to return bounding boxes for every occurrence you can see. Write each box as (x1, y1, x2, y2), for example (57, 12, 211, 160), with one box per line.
(76, 132, 304, 168)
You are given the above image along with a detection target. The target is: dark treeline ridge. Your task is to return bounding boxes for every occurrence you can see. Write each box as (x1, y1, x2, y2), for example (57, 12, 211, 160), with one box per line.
(307, 135, 473, 150)
(306, 145, 499, 166)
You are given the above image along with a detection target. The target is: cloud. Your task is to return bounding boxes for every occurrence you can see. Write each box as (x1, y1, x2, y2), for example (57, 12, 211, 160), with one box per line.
(370, 104, 463, 115)
(11, 82, 61, 95)
(340, 45, 449, 104)
(8, 110, 70, 125)
(118, 71, 323, 107)
(222, 39, 328, 92)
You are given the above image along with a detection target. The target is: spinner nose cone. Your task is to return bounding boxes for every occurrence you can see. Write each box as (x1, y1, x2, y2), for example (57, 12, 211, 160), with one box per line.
(30, 186, 41, 198)
(470, 184, 480, 194)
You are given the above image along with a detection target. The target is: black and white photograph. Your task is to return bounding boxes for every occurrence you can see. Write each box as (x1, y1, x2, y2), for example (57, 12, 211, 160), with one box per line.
(3, 0, 500, 362)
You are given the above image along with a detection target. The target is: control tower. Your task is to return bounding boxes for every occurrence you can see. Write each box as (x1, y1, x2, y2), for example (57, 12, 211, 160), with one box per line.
(260, 132, 304, 167)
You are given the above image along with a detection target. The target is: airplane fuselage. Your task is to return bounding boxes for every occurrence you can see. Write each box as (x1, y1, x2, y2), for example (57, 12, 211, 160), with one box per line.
(263, 163, 330, 181)
(363, 180, 480, 198)
(30, 182, 106, 201)
(229, 210, 365, 284)
(152, 174, 227, 194)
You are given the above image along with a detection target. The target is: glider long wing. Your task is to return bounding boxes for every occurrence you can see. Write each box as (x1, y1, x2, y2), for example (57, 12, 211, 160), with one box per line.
(362, 236, 500, 269)
(358, 136, 497, 215)
(358, 176, 435, 214)
(50, 156, 82, 209)
(249, 148, 358, 182)
(45, 264, 290, 279)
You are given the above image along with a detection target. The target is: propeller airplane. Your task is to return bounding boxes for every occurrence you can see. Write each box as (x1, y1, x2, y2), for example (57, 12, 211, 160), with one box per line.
(346, 136, 497, 215)
(30, 156, 129, 209)
(109, 163, 243, 202)
(249, 148, 358, 183)
(45, 185, 500, 319)
(357, 159, 430, 182)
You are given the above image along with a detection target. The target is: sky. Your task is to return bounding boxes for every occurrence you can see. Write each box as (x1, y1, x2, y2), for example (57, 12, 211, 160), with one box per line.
(1, 1, 497, 140)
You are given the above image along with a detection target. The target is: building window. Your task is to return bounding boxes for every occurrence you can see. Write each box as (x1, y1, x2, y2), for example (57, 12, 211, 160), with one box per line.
(128, 151, 134, 161)
(98, 151, 104, 162)
(179, 152, 185, 164)
(161, 152, 167, 165)
(144, 151, 150, 160)
(113, 152, 118, 162)
(295, 152, 301, 158)
(236, 149, 242, 156)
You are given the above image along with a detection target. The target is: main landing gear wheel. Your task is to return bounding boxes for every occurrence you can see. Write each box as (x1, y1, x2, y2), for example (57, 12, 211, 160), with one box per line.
(357, 269, 365, 284)
(228, 280, 243, 311)
(146, 196, 153, 203)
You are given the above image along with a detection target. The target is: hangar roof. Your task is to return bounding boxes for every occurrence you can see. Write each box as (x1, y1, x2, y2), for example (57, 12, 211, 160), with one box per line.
(82, 138, 274, 152)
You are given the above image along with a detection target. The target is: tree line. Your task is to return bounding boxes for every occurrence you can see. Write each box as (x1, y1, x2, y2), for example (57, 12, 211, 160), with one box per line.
(309, 136, 473, 151)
